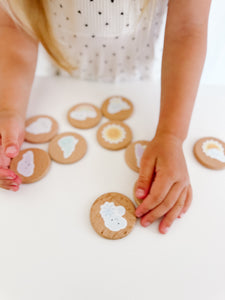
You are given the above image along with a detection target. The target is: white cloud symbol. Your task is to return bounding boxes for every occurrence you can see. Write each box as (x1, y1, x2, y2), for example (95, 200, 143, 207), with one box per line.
(17, 151, 35, 177)
(205, 148, 225, 163)
(57, 136, 79, 159)
(26, 117, 52, 135)
(70, 105, 97, 121)
(107, 97, 130, 114)
(202, 140, 225, 163)
(100, 201, 127, 231)
(135, 143, 147, 168)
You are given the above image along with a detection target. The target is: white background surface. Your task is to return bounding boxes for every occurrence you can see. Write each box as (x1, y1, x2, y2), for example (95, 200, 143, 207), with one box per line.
(201, 0, 225, 85)
(0, 77, 224, 300)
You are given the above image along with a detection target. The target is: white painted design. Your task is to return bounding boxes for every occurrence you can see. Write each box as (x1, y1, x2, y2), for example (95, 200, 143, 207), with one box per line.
(202, 139, 225, 163)
(26, 117, 52, 135)
(101, 124, 126, 144)
(70, 105, 97, 121)
(17, 151, 35, 177)
(135, 143, 147, 168)
(57, 136, 79, 159)
(100, 201, 127, 231)
(107, 97, 130, 114)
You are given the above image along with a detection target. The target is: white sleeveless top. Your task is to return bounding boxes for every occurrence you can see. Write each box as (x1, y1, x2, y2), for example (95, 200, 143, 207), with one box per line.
(49, 0, 168, 82)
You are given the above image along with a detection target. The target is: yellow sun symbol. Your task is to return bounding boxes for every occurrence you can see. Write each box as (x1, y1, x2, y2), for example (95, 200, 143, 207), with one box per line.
(202, 140, 223, 153)
(202, 139, 225, 162)
(102, 124, 126, 144)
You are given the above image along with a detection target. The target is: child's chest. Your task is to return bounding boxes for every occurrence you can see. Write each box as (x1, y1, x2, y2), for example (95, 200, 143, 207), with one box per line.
(50, 0, 148, 38)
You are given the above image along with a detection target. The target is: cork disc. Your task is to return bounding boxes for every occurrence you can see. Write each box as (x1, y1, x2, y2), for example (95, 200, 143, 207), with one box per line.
(125, 140, 149, 172)
(194, 137, 225, 170)
(90, 192, 136, 240)
(48, 132, 87, 164)
(10, 148, 51, 184)
(67, 103, 102, 129)
(97, 121, 132, 150)
(25, 115, 58, 143)
(101, 96, 133, 121)
(133, 181, 143, 206)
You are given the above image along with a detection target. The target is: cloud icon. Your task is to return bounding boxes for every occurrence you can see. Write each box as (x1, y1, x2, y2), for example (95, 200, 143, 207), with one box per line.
(202, 139, 225, 163)
(26, 117, 52, 135)
(17, 151, 35, 177)
(204, 148, 225, 162)
(70, 105, 97, 121)
(57, 136, 79, 159)
(107, 97, 130, 114)
(100, 201, 127, 231)
(135, 143, 147, 168)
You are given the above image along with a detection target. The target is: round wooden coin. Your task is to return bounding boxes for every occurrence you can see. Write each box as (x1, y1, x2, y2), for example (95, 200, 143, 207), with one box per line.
(90, 192, 136, 240)
(101, 96, 133, 121)
(67, 103, 102, 129)
(10, 148, 51, 184)
(25, 115, 58, 143)
(97, 121, 132, 150)
(194, 137, 225, 170)
(48, 132, 87, 164)
(125, 140, 148, 172)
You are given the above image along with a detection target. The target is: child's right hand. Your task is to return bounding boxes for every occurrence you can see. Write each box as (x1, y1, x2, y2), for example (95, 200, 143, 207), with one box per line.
(0, 110, 25, 191)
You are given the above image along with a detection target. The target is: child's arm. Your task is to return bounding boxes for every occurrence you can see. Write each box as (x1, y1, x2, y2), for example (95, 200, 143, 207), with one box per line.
(135, 0, 211, 233)
(0, 6, 38, 191)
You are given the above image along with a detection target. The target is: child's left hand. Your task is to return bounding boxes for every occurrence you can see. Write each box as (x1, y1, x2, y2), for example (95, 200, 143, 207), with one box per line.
(135, 133, 192, 234)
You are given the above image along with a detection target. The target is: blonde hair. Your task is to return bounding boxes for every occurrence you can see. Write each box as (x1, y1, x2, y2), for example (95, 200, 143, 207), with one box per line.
(0, 0, 156, 73)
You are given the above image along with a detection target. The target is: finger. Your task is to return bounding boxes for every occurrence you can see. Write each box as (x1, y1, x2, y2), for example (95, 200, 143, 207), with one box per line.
(0, 183, 19, 192)
(0, 145, 11, 169)
(13, 175, 22, 185)
(0, 179, 20, 186)
(0, 170, 22, 189)
(159, 187, 187, 234)
(0, 129, 24, 147)
(0, 174, 21, 185)
(135, 155, 156, 199)
(0, 174, 22, 190)
(0, 168, 17, 180)
(1, 125, 21, 158)
(136, 173, 173, 217)
(178, 185, 193, 218)
(140, 182, 183, 227)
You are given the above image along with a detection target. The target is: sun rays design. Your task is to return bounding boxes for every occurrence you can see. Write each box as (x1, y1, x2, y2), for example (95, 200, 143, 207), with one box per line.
(202, 139, 225, 163)
(101, 124, 126, 144)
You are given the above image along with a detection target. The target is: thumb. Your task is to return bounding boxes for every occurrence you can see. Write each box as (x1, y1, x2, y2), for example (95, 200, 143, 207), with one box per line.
(136, 156, 156, 199)
(1, 126, 21, 158)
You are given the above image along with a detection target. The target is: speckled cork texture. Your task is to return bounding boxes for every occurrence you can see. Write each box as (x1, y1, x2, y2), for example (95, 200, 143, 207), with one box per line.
(90, 192, 136, 240)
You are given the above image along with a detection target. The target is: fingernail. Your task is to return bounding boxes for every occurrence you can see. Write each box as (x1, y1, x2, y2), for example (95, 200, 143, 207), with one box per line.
(178, 213, 184, 219)
(136, 188, 145, 198)
(6, 146, 18, 156)
(6, 176, 15, 180)
(143, 221, 150, 227)
(135, 209, 142, 217)
(163, 227, 169, 234)
(136, 212, 141, 218)
(10, 182, 18, 186)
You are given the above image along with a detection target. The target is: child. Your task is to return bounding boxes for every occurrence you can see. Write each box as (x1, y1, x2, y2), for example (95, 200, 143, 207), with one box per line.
(0, 0, 211, 233)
